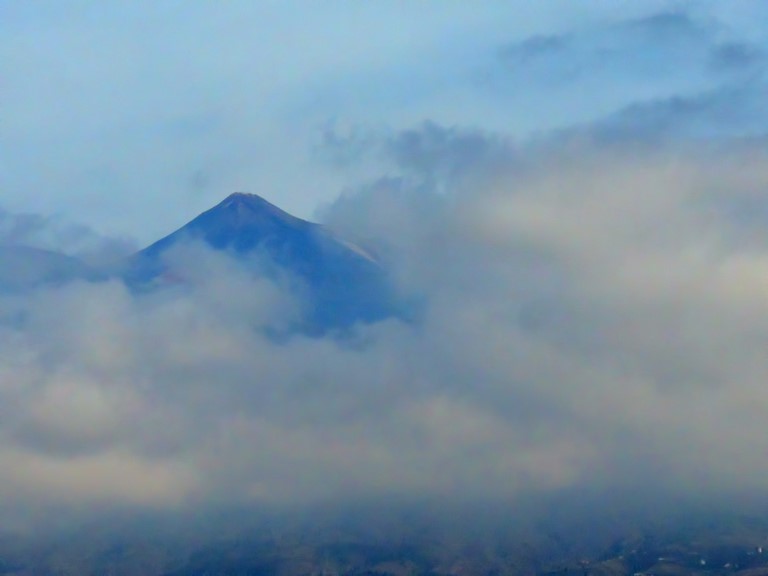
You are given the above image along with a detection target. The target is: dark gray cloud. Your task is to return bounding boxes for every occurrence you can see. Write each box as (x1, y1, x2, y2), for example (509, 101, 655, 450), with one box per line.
(497, 11, 706, 77)
(496, 9, 714, 83)
(387, 122, 511, 179)
(498, 33, 571, 65)
(709, 41, 764, 71)
(624, 11, 703, 39)
(593, 79, 768, 141)
(489, 6, 768, 141)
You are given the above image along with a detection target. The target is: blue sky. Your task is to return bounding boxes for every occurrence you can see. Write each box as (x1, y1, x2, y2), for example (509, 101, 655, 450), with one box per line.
(4, 1, 768, 245)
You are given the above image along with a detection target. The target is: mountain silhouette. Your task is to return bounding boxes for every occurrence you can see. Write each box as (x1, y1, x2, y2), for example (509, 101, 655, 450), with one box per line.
(125, 192, 398, 330)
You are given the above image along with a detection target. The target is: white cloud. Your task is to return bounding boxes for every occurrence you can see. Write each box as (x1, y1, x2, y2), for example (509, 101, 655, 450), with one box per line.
(1, 140, 768, 520)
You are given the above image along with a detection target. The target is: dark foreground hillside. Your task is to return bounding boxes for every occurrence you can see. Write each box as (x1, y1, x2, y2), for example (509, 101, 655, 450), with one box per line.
(2, 508, 768, 576)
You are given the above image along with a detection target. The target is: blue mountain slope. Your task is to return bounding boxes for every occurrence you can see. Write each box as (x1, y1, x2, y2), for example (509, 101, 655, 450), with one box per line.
(125, 193, 397, 329)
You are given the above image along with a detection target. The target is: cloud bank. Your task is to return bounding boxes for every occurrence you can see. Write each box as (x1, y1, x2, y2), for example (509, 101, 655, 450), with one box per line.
(2, 134, 768, 525)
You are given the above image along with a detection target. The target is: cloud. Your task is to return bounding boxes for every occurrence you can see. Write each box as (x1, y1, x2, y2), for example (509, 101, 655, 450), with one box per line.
(488, 6, 768, 139)
(625, 11, 704, 38)
(498, 33, 571, 65)
(0, 207, 136, 264)
(495, 9, 716, 88)
(593, 79, 768, 141)
(324, 127, 768, 502)
(2, 130, 768, 525)
(709, 41, 764, 71)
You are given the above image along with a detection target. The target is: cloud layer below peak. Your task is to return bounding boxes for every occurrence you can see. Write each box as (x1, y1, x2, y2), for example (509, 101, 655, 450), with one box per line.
(1, 138, 768, 521)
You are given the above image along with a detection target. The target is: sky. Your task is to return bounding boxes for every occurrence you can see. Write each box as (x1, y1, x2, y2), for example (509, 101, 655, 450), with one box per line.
(4, 0, 768, 245)
(3, 0, 768, 528)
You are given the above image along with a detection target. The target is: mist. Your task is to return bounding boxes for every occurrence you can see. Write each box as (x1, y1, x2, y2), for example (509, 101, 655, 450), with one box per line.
(0, 136, 767, 539)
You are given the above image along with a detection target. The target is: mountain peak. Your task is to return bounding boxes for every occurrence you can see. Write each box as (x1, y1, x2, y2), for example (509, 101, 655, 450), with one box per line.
(219, 191, 282, 212)
(210, 192, 308, 230)
(222, 191, 269, 204)
(127, 191, 398, 329)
